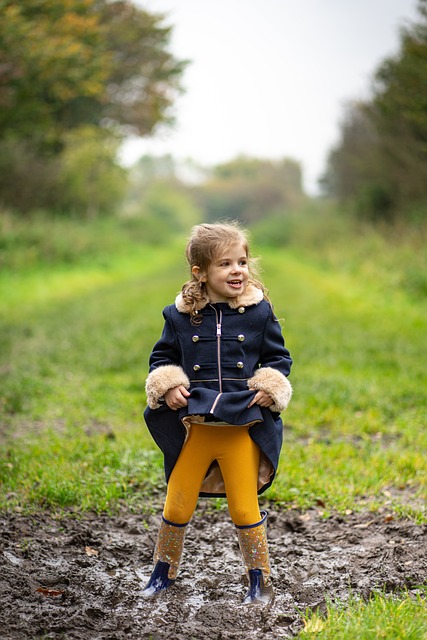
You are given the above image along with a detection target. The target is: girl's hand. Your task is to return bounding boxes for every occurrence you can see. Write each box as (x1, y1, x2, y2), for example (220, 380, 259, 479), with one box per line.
(164, 385, 190, 410)
(248, 390, 274, 408)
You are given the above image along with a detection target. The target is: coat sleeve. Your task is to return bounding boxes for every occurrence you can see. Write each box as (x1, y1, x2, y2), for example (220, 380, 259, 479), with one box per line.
(145, 308, 190, 409)
(247, 305, 293, 412)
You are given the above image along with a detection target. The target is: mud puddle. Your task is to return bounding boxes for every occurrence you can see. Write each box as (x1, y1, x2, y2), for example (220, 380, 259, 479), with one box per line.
(1, 504, 426, 639)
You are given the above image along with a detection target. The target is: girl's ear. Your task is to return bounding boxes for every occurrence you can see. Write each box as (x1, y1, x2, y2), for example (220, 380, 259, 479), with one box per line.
(192, 266, 207, 282)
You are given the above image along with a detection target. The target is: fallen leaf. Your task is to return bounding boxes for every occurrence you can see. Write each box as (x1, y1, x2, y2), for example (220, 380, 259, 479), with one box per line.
(383, 514, 394, 523)
(85, 546, 99, 557)
(354, 520, 375, 529)
(299, 513, 311, 522)
(36, 587, 65, 597)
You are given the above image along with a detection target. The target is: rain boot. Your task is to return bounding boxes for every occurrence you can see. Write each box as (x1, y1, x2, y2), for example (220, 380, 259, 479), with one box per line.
(142, 516, 188, 598)
(235, 510, 274, 605)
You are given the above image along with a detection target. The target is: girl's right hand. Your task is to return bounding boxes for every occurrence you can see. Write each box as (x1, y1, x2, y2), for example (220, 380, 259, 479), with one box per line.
(164, 385, 191, 410)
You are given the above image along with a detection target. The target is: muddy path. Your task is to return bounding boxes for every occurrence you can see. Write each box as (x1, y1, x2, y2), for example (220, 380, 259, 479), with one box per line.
(1, 504, 426, 640)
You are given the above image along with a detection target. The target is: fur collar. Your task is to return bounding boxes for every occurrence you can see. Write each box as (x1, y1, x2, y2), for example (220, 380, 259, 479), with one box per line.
(175, 282, 264, 314)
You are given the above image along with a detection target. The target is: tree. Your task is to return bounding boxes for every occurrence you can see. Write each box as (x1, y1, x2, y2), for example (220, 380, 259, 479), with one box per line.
(0, 1, 108, 147)
(321, 0, 427, 221)
(371, 0, 427, 207)
(58, 126, 127, 217)
(0, 1, 186, 214)
(0, 0, 186, 148)
(99, 1, 186, 137)
(321, 101, 396, 220)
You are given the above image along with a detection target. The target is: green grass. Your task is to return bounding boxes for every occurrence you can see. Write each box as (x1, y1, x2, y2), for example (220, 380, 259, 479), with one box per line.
(1, 230, 186, 512)
(299, 588, 427, 639)
(0, 212, 426, 521)
(262, 248, 427, 521)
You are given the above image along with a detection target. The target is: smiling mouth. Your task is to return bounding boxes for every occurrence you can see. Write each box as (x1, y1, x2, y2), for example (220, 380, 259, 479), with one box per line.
(228, 280, 242, 288)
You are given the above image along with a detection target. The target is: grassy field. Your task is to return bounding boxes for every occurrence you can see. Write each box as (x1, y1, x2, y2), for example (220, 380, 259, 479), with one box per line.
(2, 212, 425, 519)
(1, 211, 426, 637)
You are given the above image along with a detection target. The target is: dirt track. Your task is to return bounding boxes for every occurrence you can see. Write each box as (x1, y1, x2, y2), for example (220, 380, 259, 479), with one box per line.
(1, 504, 426, 639)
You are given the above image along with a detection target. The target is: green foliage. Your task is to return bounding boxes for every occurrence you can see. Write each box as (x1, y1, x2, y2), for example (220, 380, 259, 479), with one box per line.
(0, 1, 186, 214)
(321, 102, 396, 221)
(0, 0, 107, 144)
(252, 201, 427, 298)
(99, 1, 187, 137)
(0, 0, 185, 145)
(322, 3, 427, 221)
(0, 126, 127, 216)
(58, 126, 127, 217)
(374, 6, 427, 145)
(0, 210, 153, 269)
(0, 139, 61, 212)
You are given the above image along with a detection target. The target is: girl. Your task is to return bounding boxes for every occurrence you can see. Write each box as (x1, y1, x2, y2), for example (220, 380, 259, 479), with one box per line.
(143, 222, 292, 604)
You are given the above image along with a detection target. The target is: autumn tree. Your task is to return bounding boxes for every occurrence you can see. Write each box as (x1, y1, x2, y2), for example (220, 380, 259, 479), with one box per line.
(0, 0, 109, 148)
(0, 1, 186, 214)
(0, 0, 185, 147)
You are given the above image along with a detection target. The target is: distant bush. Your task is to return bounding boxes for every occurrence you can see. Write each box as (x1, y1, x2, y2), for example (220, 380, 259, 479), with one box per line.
(0, 210, 169, 270)
(251, 200, 427, 300)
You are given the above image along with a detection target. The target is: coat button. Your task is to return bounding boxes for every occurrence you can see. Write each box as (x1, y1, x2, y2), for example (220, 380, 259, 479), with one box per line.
(192, 335, 199, 342)
(236, 361, 244, 369)
(237, 334, 245, 341)
(238, 306, 245, 313)
(193, 364, 201, 371)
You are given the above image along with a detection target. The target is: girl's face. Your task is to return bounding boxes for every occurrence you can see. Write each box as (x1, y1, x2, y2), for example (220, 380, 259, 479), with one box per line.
(193, 242, 249, 303)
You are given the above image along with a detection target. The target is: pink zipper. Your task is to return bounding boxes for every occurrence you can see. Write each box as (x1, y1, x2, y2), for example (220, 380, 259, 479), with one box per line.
(216, 308, 223, 392)
(210, 392, 222, 414)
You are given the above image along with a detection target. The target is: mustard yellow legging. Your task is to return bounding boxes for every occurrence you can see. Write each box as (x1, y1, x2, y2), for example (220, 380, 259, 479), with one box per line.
(163, 423, 261, 527)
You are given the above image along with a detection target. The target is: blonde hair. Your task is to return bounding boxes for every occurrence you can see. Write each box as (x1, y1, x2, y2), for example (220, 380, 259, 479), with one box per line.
(181, 222, 267, 324)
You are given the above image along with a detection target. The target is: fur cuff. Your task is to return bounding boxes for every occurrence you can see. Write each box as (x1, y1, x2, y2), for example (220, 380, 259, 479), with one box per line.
(247, 367, 292, 412)
(145, 365, 190, 409)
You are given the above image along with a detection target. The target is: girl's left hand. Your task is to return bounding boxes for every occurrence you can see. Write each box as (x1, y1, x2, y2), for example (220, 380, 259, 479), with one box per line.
(248, 390, 274, 408)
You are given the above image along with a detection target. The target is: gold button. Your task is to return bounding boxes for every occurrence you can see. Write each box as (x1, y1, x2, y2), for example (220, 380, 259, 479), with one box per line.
(193, 364, 201, 371)
(192, 335, 199, 342)
(237, 334, 245, 342)
(238, 306, 245, 314)
(236, 361, 244, 369)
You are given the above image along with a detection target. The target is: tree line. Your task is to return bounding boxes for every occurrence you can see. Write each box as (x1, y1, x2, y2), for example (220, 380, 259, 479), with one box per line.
(1, 0, 426, 226)
(321, 0, 427, 222)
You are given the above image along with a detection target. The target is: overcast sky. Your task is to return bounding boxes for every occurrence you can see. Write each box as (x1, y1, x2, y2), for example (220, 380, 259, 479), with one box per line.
(121, 0, 419, 193)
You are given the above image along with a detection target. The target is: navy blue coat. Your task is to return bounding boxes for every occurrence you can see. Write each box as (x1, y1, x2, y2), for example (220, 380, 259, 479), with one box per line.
(144, 284, 292, 497)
